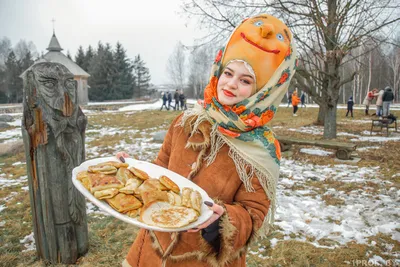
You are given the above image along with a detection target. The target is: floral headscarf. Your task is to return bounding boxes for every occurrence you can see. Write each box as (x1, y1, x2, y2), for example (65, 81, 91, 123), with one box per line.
(181, 14, 297, 236)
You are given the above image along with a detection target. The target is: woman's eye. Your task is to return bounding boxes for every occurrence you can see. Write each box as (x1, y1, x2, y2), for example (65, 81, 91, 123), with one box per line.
(224, 71, 232, 77)
(241, 79, 251, 85)
(254, 20, 263, 27)
(276, 33, 284, 41)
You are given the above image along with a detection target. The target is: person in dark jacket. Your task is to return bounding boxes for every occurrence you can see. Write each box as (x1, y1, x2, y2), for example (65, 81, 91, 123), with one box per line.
(382, 86, 394, 117)
(160, 92, 169, 111)
(167, 91, 174, 110)
(179, 90, 187, 110)
(174, 90, 180, 110)
(346, 96, 354, 118)
(300, 92, 306, 108)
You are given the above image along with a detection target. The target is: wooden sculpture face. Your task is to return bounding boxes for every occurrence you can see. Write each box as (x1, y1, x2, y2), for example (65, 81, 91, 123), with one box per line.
(31, 62, 77, 117)
(222, 14, 291, 91)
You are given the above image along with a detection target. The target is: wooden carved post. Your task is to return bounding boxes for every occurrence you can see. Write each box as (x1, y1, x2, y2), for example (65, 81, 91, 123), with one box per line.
(21, 62, 88, 264)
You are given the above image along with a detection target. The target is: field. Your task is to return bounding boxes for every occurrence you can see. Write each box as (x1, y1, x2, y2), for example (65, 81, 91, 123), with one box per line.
(0, 103, 399, 267)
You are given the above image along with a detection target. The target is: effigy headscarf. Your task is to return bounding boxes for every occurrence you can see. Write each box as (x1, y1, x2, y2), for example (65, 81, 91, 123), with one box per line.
(181, 14, 298, 236)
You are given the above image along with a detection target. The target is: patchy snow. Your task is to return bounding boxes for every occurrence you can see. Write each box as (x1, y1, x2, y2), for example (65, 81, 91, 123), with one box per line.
(357, 146, 381, 152)
(0, 127, 22, 143)
(0, 102, 399, 260)
(119, 99, 165, 111)
(20, 232, 36, 252)
(287, 126, 324, 135)
(8, 119, 21, 127)
(0, 176, 28, 189)
(276, 159, 399, 249)
(300, 148, 333, 156)
(351, 135, 400, 142)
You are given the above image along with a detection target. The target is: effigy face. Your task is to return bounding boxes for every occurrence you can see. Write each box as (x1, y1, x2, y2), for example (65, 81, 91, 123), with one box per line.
(222, 14, 292, 90)
(30, 62, 77, 117)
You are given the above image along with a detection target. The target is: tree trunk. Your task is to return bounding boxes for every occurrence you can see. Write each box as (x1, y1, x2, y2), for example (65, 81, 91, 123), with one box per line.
(316, 104, 326, 125)
(323, 105, 337, 139)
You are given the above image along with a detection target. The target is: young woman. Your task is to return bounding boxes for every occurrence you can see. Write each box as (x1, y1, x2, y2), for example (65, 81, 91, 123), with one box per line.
(118, 14, 297, 267)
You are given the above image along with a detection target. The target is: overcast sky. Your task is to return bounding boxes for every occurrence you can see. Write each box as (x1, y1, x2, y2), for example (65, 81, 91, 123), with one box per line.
(0, 0, 202, 84)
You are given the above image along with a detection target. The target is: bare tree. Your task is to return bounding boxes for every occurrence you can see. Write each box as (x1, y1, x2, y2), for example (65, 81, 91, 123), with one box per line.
(386, 37, 400, 101)
(167, 41, 187, 91)
(181, 0, 400, 138)
(14, 39, 38, 61)
(0, 37, 12, 67)
(187, 45, 215, 98)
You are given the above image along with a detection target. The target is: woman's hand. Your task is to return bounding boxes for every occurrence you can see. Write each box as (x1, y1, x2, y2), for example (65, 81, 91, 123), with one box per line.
(115, 151, 130, 162)
(187, 201, 224, 233)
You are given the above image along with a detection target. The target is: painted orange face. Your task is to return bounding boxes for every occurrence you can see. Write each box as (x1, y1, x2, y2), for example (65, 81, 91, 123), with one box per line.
(222, 14, 291, 91)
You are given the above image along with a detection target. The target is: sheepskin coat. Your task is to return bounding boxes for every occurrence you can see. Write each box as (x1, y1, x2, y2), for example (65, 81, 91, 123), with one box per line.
(123, 114, 270, 267)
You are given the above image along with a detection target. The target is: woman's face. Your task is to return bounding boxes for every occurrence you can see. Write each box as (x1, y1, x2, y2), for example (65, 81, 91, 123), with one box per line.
(217, 61, 255, 106)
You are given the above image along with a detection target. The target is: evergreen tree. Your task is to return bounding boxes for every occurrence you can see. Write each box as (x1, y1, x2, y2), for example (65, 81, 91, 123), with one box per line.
(88, 42, 116, 101)
(83, 45, 94, 72)
(75, 46, 85, 69)
(113, 42, 134, 99)
(5, 51, 22, 103)
(133, 54, 151, 98)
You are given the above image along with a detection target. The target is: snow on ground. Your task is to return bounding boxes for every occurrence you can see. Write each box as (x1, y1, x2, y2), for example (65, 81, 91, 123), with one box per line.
(277, 159, 399, 248)
(20, 232, 35, 252)
(300, 148, 333, 156)
(1, 100, 399, 260)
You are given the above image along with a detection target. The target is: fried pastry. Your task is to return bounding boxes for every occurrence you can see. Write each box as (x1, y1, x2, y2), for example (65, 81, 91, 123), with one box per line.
(128, 167, 150, 180)
(116, 167, 136, 184)
(105, 193, 142, 213)
(141, 190, 169, 205)
(88, 165, 118, 175)
(190, 190, 202, 214)
(119, 178, 143, 194)
(88, 173, 124, 193)
(181, 187, 192, 208)
(167, 191, 182, 206)
(93, 188, 119, 199)
(124, 208, 141, 218)
(159, 175, 180, 193)
(97, 161, 129, 168)
(77, 171, 88, 181)
(140, 201, 199, 228)
(135, 178, 167, 195)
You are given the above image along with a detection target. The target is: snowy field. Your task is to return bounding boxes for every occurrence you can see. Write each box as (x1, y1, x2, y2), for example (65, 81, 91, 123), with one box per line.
(1, 100, 399, 265)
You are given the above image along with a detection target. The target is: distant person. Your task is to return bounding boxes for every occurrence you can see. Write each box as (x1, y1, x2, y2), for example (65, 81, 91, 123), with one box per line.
(159, 92, 169, 111)
(374, 88, 384, 117)
(287, 91, 292, 107)
(167, 91, 174, 110)
(382, 86, 394, 117)
(179, 90, 187, 110)
(291, 91, 300, 116)
(174, 89, 180, 110)
(362, 88, 377, 115)
(300, 92, 306, 108)
(346, 96, 354, 118)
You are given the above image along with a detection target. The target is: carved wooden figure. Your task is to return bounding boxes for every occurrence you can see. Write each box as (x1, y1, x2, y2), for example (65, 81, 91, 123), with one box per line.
(21, 62, 88, 264)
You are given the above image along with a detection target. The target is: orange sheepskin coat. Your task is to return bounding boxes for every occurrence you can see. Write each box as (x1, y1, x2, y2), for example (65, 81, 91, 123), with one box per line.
(123, 114, 270, 267)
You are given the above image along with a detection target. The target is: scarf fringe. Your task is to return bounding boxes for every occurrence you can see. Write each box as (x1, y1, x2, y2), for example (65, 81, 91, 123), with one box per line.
(180, 108, 277, 238)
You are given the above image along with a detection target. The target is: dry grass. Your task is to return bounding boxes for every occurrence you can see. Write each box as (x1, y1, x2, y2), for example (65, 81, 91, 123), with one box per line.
(1, 107, 399, 266)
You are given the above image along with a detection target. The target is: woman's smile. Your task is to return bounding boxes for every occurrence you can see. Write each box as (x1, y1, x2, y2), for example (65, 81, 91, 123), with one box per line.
(217, 61, 255, 106)
(223, 90, 236, 97)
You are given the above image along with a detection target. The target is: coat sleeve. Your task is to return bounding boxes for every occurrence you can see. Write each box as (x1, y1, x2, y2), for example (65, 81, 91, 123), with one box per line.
(209, 175, 271, 264)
